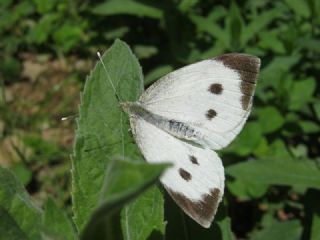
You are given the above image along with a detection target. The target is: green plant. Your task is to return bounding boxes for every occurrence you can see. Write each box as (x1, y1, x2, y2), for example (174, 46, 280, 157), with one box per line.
(0, 39, 170, 240)
(1, 0, 320, 239)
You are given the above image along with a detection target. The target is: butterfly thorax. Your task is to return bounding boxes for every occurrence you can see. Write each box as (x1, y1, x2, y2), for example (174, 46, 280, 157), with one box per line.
(122, 101, 200, 141)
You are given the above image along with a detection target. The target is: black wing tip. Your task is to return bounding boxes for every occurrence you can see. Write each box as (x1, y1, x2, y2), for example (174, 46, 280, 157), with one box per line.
(165, 186, 222, 228)
(214, 53, 261, 73)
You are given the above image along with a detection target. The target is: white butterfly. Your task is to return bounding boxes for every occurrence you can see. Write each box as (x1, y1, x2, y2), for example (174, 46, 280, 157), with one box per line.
(101, 53, 260, 228)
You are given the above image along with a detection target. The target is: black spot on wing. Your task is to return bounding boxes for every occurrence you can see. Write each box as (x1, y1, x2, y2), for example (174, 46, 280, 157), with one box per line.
(206, 109, 217, 120)
(241, 95, 252, 110)
(189, 155, 199, 165)
(165, 187, 221, 228)
(240, 80, 255, 95)
(209, 83, 223, 94)
(214, 53, 260, 73)
(179, 168, 192, 181)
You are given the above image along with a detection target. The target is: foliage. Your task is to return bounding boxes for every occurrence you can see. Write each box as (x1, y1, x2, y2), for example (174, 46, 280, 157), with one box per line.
(1, 0, 320, 240)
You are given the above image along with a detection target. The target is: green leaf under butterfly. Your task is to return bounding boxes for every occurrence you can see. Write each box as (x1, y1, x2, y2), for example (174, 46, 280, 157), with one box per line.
(72, 39, 142, 231)
(72, 39, 167, 240)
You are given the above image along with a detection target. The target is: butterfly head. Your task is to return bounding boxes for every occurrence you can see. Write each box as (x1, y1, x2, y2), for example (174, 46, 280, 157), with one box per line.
(120, 101, 130, 113)
(120, 101, 139, 114)
(120, 101, 146, 118)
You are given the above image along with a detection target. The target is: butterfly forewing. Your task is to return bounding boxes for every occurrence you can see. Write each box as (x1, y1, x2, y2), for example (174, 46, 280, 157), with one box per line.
(139, 54, 260, 150)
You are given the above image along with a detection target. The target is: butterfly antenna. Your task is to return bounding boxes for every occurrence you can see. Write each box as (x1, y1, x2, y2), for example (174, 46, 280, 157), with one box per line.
(97, 52, 121, 102)
(61, 114, 78, 121)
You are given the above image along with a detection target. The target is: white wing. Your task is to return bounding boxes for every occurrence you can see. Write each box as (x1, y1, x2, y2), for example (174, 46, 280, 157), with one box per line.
(139, 54, 260, 150)
(130, 117, 224, 228)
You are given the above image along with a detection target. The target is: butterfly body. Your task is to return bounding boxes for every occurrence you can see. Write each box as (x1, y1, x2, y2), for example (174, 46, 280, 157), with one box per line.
(122, 54, 261, 228)
(122, 101, 201, 142)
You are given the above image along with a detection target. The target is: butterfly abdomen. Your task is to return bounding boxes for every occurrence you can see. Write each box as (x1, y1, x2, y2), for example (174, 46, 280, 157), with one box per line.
(168, 120, 196, 138)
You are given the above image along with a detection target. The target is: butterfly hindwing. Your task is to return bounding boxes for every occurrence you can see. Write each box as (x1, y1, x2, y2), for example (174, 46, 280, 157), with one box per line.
(139, 54, 260, 150)
(130, 117, 224, 228)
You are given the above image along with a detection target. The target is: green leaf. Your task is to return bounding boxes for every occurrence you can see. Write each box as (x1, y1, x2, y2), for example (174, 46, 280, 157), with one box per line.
(290, 144, 308, 158)
(27, 14, 58, 44)
(0, 56, 22, 83)
(190, 9, 228, 45)
(105, 159, 168, 240)
(289, 78, 316, 110)
(80, 160, 168, 240)
(0, 166, 42, 239)
(0, 0, 13, 9)
(33, 0, 57, 13)
(260, 56, 300, 88)
(23, 134, 62, 161)
(43, 198, 77, 240)
(299, 121, 319, 134)
(72, 39, 143, 230)
(101, 160, 169, 204)
(104, 27, 129, 40)
(227, 179, 268, 199)
(215, 207, 234, 240)
(314, 102, 320, 120)
(53, 23, 84, 53)
(311, 208, 320, 240)
(226, 158, 320, 190)
(178, 0, 199, 12)
(258, 107, 285, 134)
(228, 1, 243, 50)
(258, 30, 286, 54)
(11, 164, 32, 186)
(242, 9, 283, 45)
(133, 45, 158, 59)
(72, 39, 167, 240)
(121, 187, 165, 240)
(268, 139, 291, 158)
(284, 0, 311, 18)
(226, 122, 262, 156)
(0, 1, 33, 35)
(0, 206, 28, 240)
(253, 137, 269, 158)
(92, 0, 163, 19)
(297, 38, 320, 53)
(251, 220, 302, 240)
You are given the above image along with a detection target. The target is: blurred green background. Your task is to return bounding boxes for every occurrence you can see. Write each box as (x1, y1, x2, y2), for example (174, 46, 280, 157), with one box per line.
(0, 0, 319, 239)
